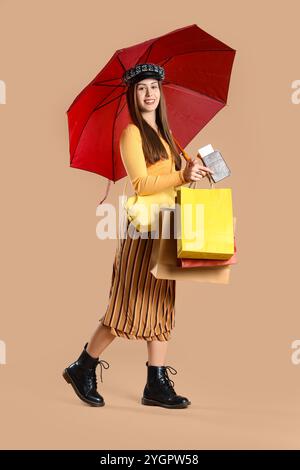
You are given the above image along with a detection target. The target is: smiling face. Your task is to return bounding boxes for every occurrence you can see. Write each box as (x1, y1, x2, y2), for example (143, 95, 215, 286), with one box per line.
(135, 78, 161, 113)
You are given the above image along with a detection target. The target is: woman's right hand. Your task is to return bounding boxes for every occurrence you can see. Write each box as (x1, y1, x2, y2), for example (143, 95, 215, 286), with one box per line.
(183, 157, 214, 183)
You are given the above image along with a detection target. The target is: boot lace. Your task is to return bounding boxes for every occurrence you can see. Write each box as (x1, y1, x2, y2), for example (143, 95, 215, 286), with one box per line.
(87, 360, 110, 389)
(161, 365, 177, 391)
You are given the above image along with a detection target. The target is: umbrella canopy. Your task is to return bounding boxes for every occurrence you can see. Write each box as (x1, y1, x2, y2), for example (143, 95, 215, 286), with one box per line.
(66, 23, 236, 184)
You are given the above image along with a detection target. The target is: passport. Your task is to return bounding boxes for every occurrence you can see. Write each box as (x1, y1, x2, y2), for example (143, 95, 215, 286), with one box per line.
(197, 145, 231, 183)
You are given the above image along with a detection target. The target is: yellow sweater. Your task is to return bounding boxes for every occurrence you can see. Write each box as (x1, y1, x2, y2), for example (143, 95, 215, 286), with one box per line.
(119, 123, 187, 206)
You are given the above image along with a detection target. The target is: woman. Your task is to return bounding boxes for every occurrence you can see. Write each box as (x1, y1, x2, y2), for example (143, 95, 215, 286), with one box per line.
(63, 63, 213, 409)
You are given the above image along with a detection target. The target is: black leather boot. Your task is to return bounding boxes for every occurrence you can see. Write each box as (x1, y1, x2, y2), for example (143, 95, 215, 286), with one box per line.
(63, 343, 110, 407)
(141, 361, 191, 409)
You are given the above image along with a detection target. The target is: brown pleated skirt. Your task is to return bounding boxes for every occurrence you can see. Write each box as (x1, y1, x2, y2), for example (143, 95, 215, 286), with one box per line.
(99, 222, 176, 341)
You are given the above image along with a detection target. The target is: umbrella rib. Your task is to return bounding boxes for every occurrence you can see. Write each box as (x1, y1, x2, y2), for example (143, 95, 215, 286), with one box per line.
(143, 42, 154, 63)
(116, 99, 127, 120)
(71, 91, 125, 165)
(92, 55, 128, 87)
(116, 54, 127, 74)
(140, 47, 235, 68)
(93, 92, 126, 111)
(163, 82, 226, 105)
(93, 82, 126, 87)
(71, 54, 128, 176)
(135, 23, 199, 65)
(111, 92, 126, 181)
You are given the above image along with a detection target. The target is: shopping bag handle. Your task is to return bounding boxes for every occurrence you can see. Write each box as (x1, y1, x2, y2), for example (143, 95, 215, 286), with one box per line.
(172, 135, 214, 188)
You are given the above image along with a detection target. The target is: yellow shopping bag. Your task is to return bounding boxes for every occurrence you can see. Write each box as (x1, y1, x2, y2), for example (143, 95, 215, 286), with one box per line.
(176, 183, 235, 260)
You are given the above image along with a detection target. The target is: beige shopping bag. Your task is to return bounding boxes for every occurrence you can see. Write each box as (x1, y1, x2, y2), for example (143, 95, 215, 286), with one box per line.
(149, 208, 231, 284)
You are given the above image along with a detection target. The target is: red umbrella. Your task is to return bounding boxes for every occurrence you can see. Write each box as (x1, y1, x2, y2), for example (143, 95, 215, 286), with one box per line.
(66, 23, 236, 202)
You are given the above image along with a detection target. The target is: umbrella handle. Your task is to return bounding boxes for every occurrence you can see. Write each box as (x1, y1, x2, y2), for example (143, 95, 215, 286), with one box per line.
(172, 135, 192, 162)
(97, 179, 112, 206)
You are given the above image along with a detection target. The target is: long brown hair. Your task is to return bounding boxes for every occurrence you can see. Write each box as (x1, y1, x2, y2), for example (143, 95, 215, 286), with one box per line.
(125, 80, 182, 170)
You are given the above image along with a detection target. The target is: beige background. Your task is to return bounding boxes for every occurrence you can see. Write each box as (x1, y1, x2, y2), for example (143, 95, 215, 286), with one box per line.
(0, 0, 300, 450)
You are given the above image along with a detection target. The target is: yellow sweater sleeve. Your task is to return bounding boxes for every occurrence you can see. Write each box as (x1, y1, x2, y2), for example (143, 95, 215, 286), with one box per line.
(120, 124, 187, 196)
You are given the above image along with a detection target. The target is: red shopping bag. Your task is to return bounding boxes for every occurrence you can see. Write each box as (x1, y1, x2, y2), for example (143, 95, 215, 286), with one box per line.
(177, 216, 237, 268)
(177, 238, 237, 267)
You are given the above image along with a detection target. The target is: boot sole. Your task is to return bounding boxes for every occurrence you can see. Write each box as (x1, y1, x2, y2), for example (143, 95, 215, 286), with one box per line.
(62, 369, 105, 407)
(141, 397, 191, 409)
